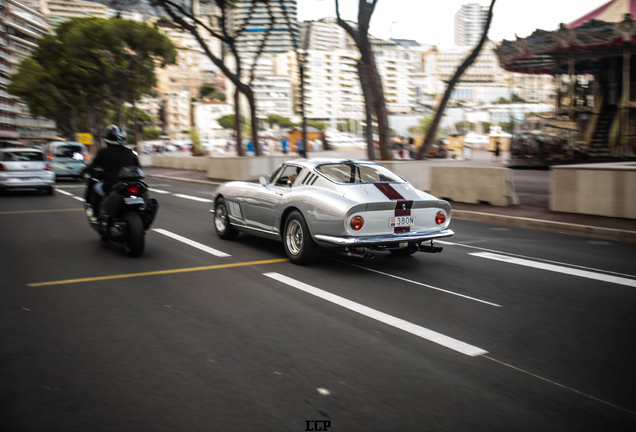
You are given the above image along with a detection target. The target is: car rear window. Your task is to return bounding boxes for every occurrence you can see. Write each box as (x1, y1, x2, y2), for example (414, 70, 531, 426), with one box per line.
(3, 151, 44, 162)
(316, 163, 403, 184)
(55, 144, 85, 159)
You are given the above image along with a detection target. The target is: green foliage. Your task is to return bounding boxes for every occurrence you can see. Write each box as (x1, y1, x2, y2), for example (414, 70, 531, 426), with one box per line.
(497, 97, 510, 104)
(408, 125, 422, 135)
(511, 93, 527, 103)
(500, 122, 513, 133)
(267, 114, 295, 128)
(200, 83, 216, 99)
(189, 128, 204, 156)
(8, 17, 176, 139)
(307, 121, 327, 131)
(481, 121, 492, 133)
(455, 121, 475, 134)
(143, 127, 163, 140)
(218, 114, 248, 132)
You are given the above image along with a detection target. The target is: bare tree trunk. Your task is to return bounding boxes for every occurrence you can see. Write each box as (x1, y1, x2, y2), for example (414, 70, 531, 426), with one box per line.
(247, 91, 261, 156)
(234, 88, 244, 157)
(357, 59, 376, 160)
(336, 0, 392, 160)
(417, 0, 496, 159)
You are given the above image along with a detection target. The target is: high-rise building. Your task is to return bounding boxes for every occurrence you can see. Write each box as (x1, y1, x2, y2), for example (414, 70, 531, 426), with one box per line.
(0, 0, 56, 143)
(300, 17, 348, 51)
(454, 3, 488, 47)
(37, 0, 108, 27)
(228, 0, 299, 55)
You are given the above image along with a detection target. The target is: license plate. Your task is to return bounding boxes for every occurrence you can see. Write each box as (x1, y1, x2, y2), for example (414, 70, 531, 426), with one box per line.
(389, 216, 415, 227)
(124, 197, 144, 205)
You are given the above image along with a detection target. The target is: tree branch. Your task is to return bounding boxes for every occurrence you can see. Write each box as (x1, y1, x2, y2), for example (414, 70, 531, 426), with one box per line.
(249, 0, 275, 85)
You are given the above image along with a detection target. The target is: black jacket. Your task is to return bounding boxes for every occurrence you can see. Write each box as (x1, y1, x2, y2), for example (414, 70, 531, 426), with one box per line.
(92, 145, 140, 190)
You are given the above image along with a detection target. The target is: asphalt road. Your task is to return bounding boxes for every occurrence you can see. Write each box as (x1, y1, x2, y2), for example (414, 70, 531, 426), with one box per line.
(1, 178, 635, 431)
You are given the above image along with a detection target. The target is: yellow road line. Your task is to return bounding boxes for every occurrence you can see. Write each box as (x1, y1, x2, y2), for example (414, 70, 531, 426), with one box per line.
(0, 208, 84, 215)
(27, 258, 289, 287)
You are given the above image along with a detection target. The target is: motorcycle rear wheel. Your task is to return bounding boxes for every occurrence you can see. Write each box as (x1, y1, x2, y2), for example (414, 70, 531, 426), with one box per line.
(123, 212, 145, 257)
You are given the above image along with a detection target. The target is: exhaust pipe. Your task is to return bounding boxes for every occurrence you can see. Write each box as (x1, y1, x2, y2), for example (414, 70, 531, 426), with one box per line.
(341, 251, 375, 260)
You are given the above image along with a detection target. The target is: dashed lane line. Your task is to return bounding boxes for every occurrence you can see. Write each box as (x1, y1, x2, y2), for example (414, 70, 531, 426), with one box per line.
(0, 208, 84, 215)
(153, 228, 230, 257)
(148, 188, 171, 194)
(264, 272, 488, 357)
(437, 240, 636, 279)
(55, 189, 74, 196)
(27, 258, 288, 287)
(173, 193, 213, 203)
(470, 252, 636, 288)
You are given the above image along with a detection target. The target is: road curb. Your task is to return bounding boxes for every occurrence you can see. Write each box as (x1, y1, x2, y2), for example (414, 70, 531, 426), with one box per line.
(453, 210, 636, 243)
(146, 174, 223, 187)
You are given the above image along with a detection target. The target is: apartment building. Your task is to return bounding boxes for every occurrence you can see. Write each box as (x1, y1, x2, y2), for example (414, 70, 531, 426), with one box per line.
(193, 100, 232, 141)
(0, 0, 56, 143)
(454, 3, 488, 47)
(300, 17, 348, 51)
(36, 0, 108, 27)
(252, 75, 293, 119)
(162, 90, 191, 140)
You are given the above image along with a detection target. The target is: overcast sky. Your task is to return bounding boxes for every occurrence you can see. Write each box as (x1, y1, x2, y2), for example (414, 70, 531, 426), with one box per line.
(297, 0, 606, 46)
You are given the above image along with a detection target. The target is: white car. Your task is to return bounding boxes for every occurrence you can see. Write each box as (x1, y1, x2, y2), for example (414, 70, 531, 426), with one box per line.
(212, 159, 454, 265)
(0, 148, 55, 195)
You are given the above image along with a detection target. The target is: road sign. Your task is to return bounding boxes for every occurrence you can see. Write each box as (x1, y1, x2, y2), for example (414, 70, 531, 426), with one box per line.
(75, 133, 93, 145)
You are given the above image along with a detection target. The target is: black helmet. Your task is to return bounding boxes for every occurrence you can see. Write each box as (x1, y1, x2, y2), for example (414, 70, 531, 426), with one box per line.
(103, 125, 127, 146)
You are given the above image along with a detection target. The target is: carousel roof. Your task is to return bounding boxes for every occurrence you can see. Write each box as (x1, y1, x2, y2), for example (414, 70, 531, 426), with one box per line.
(569, 0, 636, 28)
(496, 12, 636, 74)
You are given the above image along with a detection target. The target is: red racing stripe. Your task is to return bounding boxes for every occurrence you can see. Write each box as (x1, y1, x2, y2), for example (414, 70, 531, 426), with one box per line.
(374, 183, 404, 201)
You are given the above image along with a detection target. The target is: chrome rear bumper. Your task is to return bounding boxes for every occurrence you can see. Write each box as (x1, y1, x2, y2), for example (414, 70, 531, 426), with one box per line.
(314, 228, 454, 247)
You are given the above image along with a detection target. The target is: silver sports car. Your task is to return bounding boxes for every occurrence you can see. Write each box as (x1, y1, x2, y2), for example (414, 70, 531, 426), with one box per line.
(212, 159, 454, 265)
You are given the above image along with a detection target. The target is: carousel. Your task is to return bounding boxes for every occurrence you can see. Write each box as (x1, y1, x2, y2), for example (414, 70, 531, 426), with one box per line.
(496, 0, 636, 165)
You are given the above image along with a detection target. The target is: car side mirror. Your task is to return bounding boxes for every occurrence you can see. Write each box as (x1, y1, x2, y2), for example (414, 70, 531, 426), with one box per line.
(259, 176, 267, 186)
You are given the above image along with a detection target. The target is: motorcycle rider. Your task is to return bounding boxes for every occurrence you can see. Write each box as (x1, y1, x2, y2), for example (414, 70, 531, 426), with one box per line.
(81, 125, 141, 220)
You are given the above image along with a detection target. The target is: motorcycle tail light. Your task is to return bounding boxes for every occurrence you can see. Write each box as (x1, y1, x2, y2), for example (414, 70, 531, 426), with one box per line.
(350, 216, 364, 231)
(435, 212, 446, 225)
(126, 185, 142, 195)
(47, 155, 54, 160)
(44, 163, 52, 171)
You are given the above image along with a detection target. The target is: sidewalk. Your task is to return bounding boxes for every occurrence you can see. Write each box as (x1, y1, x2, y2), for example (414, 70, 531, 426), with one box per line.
(142, 152, 636, 243)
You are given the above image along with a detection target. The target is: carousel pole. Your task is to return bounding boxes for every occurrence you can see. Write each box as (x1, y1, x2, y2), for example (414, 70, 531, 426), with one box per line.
(621, 45, 631, 157)
(568, 54, 575, 118)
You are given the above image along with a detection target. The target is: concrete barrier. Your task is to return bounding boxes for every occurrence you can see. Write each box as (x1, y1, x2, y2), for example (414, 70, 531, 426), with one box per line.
(551, 162, 636, 219)
(207, 155, 299, 181)
(379, 161, 433, 192)
(150, 155, 209, 171)
(429, 166, 519, 206)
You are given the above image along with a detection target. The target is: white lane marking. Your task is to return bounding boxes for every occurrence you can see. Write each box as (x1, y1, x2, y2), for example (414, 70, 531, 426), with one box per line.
(338, 260, 501, 307)
(72, 196, 85, 202)
(264, 272, 488, 357)
(470, 252, 636, 288)
(485, 356, 636, 416)
(52, 185, 85, 189)
(152, 228, 230, 257)
(173, 193, 213, 203)
(55, 189, 74, 196)
(149, 188, 171, 194)
(437, 240, 636, 279)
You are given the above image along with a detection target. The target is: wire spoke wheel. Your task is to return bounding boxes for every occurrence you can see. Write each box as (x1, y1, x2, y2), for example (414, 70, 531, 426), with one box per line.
(214, 198, 238, 240)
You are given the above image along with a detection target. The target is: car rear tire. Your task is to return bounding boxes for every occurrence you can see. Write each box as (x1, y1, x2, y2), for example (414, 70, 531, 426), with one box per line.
(283, 210, 321, 265)
(47, 187, 54, 196)
(122, 212, 145, 257)
(214, 197, 238, 240)
(389, 245, 418, 256)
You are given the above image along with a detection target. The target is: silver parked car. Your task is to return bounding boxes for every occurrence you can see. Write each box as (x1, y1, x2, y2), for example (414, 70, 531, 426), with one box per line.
(0, 148, 56, 195)
(212, 159, 454, 265)
(46, 141, 88, 181)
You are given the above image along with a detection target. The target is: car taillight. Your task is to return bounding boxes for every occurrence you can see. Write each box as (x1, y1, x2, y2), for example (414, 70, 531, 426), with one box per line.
(47, 155, 54, 160)
(350, 216, 364, 231)
(44, 163, 52, 171)
(125, 185, 142, 195)
(435, 211, 446, 225)
(84, 155, 90, 161)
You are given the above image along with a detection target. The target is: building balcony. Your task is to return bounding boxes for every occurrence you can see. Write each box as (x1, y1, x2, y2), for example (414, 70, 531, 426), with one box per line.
(0, 129, 18, 138)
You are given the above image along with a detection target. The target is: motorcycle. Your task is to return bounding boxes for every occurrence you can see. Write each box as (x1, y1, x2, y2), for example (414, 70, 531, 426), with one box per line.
(84, 166, 159, 257)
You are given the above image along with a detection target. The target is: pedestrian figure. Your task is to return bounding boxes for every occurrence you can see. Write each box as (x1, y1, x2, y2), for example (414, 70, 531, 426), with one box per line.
(296, 139, 306, 158)
(493, 140, 501, 162)
(281, 138, 288, 154)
